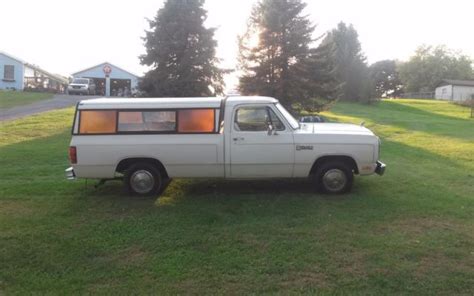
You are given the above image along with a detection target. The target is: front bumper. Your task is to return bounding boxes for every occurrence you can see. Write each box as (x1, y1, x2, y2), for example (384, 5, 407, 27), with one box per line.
(375, 161, 386, 176)
(68, 88, 88, 94)
(65, 167, 76, 180)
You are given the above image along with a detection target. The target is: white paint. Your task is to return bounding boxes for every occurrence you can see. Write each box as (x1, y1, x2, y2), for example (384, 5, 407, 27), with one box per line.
(435, 84, 474, 101)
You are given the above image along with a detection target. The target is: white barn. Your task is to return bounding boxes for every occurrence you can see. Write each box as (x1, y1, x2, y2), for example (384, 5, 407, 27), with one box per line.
(435, 79, 474, 102)
(71, 62, 140, 97)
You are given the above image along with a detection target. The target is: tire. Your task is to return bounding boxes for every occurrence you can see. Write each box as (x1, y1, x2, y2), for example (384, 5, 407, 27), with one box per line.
(124, 162, 162, 197)
(314, 161, 353, 194)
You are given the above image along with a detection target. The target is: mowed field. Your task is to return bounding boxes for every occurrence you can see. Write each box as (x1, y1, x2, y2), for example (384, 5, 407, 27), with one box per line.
(0, 99, 473, 294)
(0, 90, 54, 110)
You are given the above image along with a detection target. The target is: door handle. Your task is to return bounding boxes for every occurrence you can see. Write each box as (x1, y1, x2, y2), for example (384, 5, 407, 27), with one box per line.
(233, 137, 244, 141)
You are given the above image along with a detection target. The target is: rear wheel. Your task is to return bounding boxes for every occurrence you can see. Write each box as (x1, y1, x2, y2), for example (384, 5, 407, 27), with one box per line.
(124, 162, 162, 197)
(314, 161, 353, 194)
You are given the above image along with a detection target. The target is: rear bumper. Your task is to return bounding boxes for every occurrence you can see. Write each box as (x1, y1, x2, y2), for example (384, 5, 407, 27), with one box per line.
(65, 167, 76, 180)
(375, 161, 386, 176)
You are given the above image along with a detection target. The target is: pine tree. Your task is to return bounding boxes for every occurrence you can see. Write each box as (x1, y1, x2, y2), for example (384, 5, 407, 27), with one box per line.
(140, 0, 224, 97)
(238, 0, 317, 108)
(322, 22, 369, 102)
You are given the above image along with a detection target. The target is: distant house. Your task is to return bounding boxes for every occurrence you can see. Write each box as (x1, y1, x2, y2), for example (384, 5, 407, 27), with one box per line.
(71, 62, 140, 97)
(0, 51, 68, 93)
(435, 79, 474, 102)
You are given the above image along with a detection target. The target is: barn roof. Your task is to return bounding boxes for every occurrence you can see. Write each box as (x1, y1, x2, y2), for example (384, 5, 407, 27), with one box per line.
(72, 62, 140, 78)
(438, 79, 474, 87)
(0, 51, 25, 64)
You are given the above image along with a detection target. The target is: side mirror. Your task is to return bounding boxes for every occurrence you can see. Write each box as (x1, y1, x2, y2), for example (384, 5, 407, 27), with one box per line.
(267, 124, 274, 136)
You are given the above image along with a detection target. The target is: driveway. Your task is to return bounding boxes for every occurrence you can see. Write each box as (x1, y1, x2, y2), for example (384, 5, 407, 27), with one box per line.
(0, 95, 101, 121)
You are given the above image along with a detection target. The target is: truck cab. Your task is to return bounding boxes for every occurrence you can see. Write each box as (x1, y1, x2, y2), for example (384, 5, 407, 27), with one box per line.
(66, 96, 385, 197)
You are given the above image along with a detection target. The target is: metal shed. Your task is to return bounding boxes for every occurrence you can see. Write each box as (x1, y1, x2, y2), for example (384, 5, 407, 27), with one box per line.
(435, 79, 474, 102)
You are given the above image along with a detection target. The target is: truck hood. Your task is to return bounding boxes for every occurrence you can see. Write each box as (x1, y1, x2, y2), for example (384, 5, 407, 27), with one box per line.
(297, 123, 374, 136)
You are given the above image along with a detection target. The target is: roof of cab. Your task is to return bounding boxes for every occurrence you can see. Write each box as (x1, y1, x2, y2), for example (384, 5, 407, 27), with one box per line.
(77, 96, 278, 109)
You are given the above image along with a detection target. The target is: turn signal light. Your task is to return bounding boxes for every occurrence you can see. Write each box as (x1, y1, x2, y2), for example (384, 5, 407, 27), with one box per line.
(69, 146, 77, 164)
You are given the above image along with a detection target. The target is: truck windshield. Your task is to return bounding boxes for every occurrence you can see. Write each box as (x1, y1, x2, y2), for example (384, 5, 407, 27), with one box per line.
(276, 103, 299, 129)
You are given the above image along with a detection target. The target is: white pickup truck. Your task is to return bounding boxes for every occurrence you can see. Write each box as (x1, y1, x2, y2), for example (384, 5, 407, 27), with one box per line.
(66, 96, 385, 196)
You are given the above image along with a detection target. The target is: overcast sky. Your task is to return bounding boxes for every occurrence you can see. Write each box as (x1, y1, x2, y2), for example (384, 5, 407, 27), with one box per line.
(1, 0, 473, 89)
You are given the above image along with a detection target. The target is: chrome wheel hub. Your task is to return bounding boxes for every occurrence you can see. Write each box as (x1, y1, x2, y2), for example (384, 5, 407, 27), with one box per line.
(130, 170, 155, 194)
(322, 169, 347, 192)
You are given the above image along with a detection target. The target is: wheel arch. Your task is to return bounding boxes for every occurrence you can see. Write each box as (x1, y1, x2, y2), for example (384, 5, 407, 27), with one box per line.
(116, 157, 169, 179)
(309, 155, 359, 176)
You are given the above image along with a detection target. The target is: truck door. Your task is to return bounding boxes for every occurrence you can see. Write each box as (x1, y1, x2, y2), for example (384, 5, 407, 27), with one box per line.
(229, 104, 295, 178)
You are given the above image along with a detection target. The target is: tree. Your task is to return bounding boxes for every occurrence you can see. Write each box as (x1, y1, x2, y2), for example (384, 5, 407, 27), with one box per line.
(140, 0, 224, 97)
(398, 45, 473, 92)
(292, 43, 340, 112)
(369, 60, 403, 97)
(238, 0, 336, 110)
(322, 22, 369, 102)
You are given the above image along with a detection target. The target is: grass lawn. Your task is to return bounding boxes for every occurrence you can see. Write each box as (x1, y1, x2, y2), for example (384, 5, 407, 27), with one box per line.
(0, 90, 54, 110)
(0, 99, 473, 294)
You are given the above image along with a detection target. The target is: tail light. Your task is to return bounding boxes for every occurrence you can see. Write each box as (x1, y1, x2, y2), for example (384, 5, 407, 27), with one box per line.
(69, 146, 77, 164)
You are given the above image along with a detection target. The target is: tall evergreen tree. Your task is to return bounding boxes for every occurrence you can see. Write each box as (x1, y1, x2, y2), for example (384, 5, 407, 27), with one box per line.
(292, 43, 340, 112)
(322, 22, 369, 102)
(238, 0, 328, 108)
(140, 0, 224, 97)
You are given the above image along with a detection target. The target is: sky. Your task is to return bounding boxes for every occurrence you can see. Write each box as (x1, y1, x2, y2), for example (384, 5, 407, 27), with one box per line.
(1, 0, 473, 90)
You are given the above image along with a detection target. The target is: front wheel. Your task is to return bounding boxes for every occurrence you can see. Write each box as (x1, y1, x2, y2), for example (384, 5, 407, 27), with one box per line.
(124, 162, 162, 197)
(314, 161, 353, 194)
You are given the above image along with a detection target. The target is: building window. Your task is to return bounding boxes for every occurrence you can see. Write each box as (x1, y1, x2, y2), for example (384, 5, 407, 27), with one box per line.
(79, 111, 117, 134)
(118, 111, 176, 132)
(177, 109, 215, 133)
(3, 65, 15, 81)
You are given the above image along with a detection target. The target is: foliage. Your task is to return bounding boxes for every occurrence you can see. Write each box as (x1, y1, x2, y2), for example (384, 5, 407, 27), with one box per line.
(1, 100, 473, 294)
(238, 0, 337, 110)
(139, 0, 224, 97)
(369, 60, 403, 98)
(398, 45, 474, 92)
(321, 22, 370, 102)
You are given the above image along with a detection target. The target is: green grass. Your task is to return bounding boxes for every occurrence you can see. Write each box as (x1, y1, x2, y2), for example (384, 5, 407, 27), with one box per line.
(1, 99, 473, 294)
(0, 90, 54, 109)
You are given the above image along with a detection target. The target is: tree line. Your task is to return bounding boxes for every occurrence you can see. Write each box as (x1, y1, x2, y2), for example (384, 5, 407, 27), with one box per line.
(140, 0, 474, 112)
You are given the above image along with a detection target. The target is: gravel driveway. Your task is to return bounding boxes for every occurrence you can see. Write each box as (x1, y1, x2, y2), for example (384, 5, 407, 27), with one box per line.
(0, 95, 100, 121)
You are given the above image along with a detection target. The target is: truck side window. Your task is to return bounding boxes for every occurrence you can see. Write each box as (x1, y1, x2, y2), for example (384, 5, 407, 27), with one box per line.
(79, 110, 117, 134)
(118, 111, 176, 132)
(178, 109, 215, 133)
(234, 107, 284, 132)
(234, 107, 269, 131)
(268, 108, 285, 131)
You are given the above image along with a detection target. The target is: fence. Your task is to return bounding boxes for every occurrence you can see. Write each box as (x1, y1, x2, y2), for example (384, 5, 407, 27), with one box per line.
(399, 92, 435, 99)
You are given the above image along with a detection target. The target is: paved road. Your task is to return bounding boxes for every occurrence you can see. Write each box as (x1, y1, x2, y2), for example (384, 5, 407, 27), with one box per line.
(0, 95, 100, 122)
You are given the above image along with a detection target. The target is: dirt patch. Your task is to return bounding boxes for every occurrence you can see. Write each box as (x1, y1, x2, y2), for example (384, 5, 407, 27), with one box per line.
(376, 217, 473, 238)
(0, 200, 35, 218)
(279, 270, 329, 290)
(114, 245, 149, 266)
(415, 251, 474, 278)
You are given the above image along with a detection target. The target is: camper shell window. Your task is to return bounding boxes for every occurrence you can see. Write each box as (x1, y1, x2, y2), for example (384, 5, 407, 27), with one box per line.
(76, 108, 218, 135)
